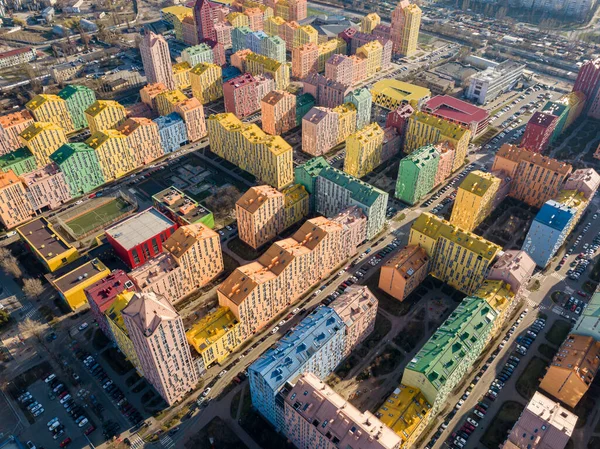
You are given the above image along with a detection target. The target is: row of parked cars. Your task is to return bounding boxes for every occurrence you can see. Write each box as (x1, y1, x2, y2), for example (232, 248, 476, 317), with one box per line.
(515, 317, 545, 357)
(17, 391, 44, 418)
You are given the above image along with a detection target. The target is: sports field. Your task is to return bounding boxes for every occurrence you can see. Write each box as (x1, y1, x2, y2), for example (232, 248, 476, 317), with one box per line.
(65, 198, 130, 237)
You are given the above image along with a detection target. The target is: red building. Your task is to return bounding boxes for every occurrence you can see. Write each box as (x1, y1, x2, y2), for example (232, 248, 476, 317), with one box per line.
(573, 59, 600, 104)
(223, 73, 259, 118)
(84, 270, 135, 337)
(423, 95, 490, 137)
(521, 111, 558, 153)
(386, 103, 414, 148)
(105, 207, 178, 269)
(203, 39, 225, 67)
(193, 0, 216, 42)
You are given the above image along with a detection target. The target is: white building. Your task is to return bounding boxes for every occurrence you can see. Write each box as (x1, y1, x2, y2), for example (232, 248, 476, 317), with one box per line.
(466, 60, 525, 105)
(0, 47, 36, 69)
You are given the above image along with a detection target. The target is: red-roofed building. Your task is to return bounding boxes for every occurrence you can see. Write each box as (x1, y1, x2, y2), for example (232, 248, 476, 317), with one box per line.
(0, 47, 36, 69)
(521, 111, 558, 153)
(423, 95, 489, 137)
(85, 270, 135, 336)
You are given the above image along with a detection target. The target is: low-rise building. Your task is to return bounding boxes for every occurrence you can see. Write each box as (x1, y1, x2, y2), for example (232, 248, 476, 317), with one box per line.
(466, 60, 525, 105)
(152, 186, 214, 228)
(371, 79, 431, 110)
(423, 95, 489, 137)
(379, 245, 429, 301)
(0, 47, 37, 69)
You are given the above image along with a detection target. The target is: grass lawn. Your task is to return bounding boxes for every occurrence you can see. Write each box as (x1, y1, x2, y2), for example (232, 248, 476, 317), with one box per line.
(538, 344, 558, 360)
(184, 417, 249, 449)
(516, 357, 548, 400)
(364, 271, 416, 316)
(480, 401, 525, 449)
(544, 320, 572, 346)
(355, 312, 392, 359)
(66, 197, 130, 236)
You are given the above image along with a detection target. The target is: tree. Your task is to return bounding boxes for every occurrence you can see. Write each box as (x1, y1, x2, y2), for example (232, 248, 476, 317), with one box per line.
(0, 247, 12, 260)
(0, 309, 10, 327)
(18, 317, 44, 343)
(206, 186, 241, 220)
(22, 278, 44, 300)
(0, 256, 22, 279)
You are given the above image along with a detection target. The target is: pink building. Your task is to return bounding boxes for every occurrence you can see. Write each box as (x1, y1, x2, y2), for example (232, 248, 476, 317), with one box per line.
(337, 28, 356, 51)
(140, 83, 168, 110)
(349, 55, 367, 86)
(332, 206, 367, 257)
(433, 141, 455, 187)
(118, 117, 164, 166)
(125, 102, 153, 119)
(521, 111, 558, 153)
(223, 73, 260, 118)
(325, 54, 354, 87)
(292, 42, 319, 79)
(236, 185, 284, 249)
(245, 7, 263, 31)
(214, 23, 233, 50)
(386, 103, 414, 146)
(193, 0, 217, 41)
(302, 106, 338, 156)
(85, 270, 135, 337)
(139, 31, 175, 90)
(261, 90, 296, 135)
(564, 168, 600, 199)
(0, 110, 34, 155)
(487, 250, 535, 295)
(330, 286, 377, 359)
(231, 49, 252, 72)
(381, 127, 401, 162)
(303, 72, 351, 109)
(20, 164, 72, 212)
(283, 372, 402, 449)
(175, 97, 207, 142)
(573, 58, 600, 105)
(203, 39, 226, 67)
(122, 292, 198, 405)
(182, 16, 199, 46)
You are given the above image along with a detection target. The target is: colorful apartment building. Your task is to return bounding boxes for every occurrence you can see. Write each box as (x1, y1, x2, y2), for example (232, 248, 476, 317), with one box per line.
(26, 94, 74, 133)
(423, 95, 489, 137)
(20, 164, 71, 212)
(521, 111, 558, 153)
(140, 83, 168, 110)
(249, 306, 346, 427)
(295, 92, 316, 126)
(491, 144, 572, 208)
(207, 113, 293, 189)
(122, 292, 198, 405)
(371, 80, 431, 110)
(261, 90, 296, 135)
(302, 72, 352, 109)
(362, 12, 381, 33)
(405, 111, 471, 171)
(433, 141, 455, 187)
(395, 144, 440, 205)
(236, 185, 285, 249)
(17, 217, 79, 272)
(344, 122, 386, 178)
(283, 373, 402, 449)
(487, 250, 535, 295)
(471, 280, 516, 338)
(174, 97, 207, 143)
(223, 73, 260, 118)
(49, 143, 105, 196)
(402, 296, 497, 415)
(161, 5, 193, 41)
(154, 90, 188, 117)
(302, 106, 339, 156)
(86, 130, 136, 182)
(0, 147, 37, 176)
(0, 110, 34, 155)
(325, 54, 353, 87)
(139, 31, 175, 90)
(539, 334, 600, 408)
(154, 113, 187, 154)
(190, 62, 223, 104)
(117, 118, 164, 166)
(332, 206, 368, 257)
(572, 288, 600, 341)
(357, 40, 383, 78)
(0, 170, 33, 229)
(450, 170, 500, 231)
(317, 38, 346, 73)
(573, 58, 600, 113)
(152, 186, 214, 228)
(345, 88, 373, 130)
(245, 52, 290, 90)
(409, 212, 501, 294)
(20, 122, 68, 167)
(48, 258, 111, 310)
(379, 245, 429, 301)
(58, 85, 97, 131)
(171, 61, 191, 91)
(390, 0, 421, 56)
(181, 43, 214, 68)
(292, 42, 318, 79)
(84, 100, 127, 134)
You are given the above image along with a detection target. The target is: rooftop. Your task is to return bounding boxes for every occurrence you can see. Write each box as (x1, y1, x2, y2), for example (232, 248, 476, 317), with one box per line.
(411, 111, 470, 140)
(186, 307, 238, 352)
(534, 200, 576, 232)
(424, 95, 489, 124)
(318, 165, 387, 208)
(236, 185, 282, 214)
(122, 292, 179, 336)
(330, 285, 377, 327)
(0, 147, 35, 169)
(458, 170, 499, 197)
(163, 223, 218, 259)
(153, 186, 211, 224)
(49, 142, 94, 165)
(377, 384, 431, 445)
(16, 217, 74, 261)
(496, 144, 572, 175)
(383, 245, 429, 281)
(527, 111, 558, 128)
(85, 100, 124, 118)
(571, 288, 600, 340)
(105, 208, 175, 251)
(0, 110, 33, 128)
(49, 258, 108, 293)
(84, 270, 134, 313)
(371, 79, 431, 103)
(20, 122, 63, 142)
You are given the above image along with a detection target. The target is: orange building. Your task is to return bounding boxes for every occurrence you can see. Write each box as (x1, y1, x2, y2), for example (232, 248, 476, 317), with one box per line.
(0, 110, 34, 155)
(261, 90, 296, 135)
(539, 334, 600, 408)
(117, 118, 164, 166)
(492, 144, 572, 208)
(292, 42, 318, 79)
(0, 170, 34, 229)
(236, 185, 284, 249)
(140, 83, 168, 110)
(379, 245, 429, 301)
(174, 97, 207, 142)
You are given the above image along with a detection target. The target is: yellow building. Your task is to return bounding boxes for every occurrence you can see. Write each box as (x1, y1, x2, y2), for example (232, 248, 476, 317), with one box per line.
(26, 94, 74, 133)
(450, 170, 500, 232)
(186, 307, 242, 367)
(377, 384, 432, 449)
(409, 212, 501, 295)
(155, 89, 188, 116)
(371, 79, 431, 110)
(245, 52, 290, 90)
(226, 12, 248, 27)
(473, 280, 515, 339)
(161, 5, 193, 41)
(391, 1, 421, 57)
(264, 15, 286, 37)
(344, 122, 385, 178)
(361, 13, 381, 33)
(357, 40, 383, 77)
(293, 25, 318, 49)
(172, 62, 192, 90)
(207, 113, 293, 189)
(333, 103, 357, 144)
(282, 184, 309, 228)
(17, 217, 80, 272)
(105, 291, 144, 375)
(190, 62, 223, 104)
(19, 122, 67, 167)
(84, 100, 127, 134)
(405, 111, 471, 171)
(86, 130, 137, 181)
(556, 189, 588, 236)
(317, 38, 346, 72)
(48, 258, 110, 310)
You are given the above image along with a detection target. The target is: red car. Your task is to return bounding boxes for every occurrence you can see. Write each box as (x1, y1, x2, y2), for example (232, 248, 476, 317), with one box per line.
(60, 438, 72, 448)
(84, 425, 95, 435)
(577, 291, 588, 298)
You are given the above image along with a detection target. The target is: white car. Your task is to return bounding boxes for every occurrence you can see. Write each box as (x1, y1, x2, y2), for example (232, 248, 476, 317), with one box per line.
(271, 326, 279, 334)
(466, 417, 479, 427)
(78, 418, 89, 428)
(103, 381, 113, 389)
(218, 370, 227, 378)
(47, 417, 59, 428)
(49, 421, 61, 431)
(78, 322, 89, 331)
(33, 408, 44, 417)
(292, 308, 300, 314)
(59, 394, 71, 404)
(202, 388, 211, 397)
(278, 320, 286, 326)
(44, 374, 56, 383)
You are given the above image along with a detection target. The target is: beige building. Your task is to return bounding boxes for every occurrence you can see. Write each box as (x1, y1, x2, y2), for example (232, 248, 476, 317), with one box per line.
(117, 117, 164, 166)
(332, 206, 367, 257)
(139, 31, 176, 90)
(174, 97, 207, 142)
(0, 170, 34, 229)
(302, 106, 338, 156)
(236, 185, 285, 249)
(20, 164, 71, 212)
(379, 245, 429, 301)
(261, 90, 296, 135)
(140, 83, 168, 110)
(122, 292, 198, 405)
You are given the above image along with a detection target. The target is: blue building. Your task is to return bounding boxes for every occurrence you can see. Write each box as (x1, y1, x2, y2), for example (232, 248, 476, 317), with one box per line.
(248, 306, 345, 429)
(522, 200, 576, 267)
(154, 113, 187, 154)
(231, 26, 253, 53)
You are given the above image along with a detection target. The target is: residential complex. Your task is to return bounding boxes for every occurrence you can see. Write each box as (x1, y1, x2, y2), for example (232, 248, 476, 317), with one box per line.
(49, 143, 105, 196)
(139, 31, 176, 90)
(58, 85, 97, 131)
(0, 110, 34, 155)
(85, 100, 127, 134)
(521, 111, 558, 153)
(0, 147, 36, 176)
(0, 170, 34, 229)
(390, 0, 421, 57)
(190, 62, 224, 104)
(344, 122, 386, 178)
(261, 90, 296, 135)
(450, 170, 500, 231)
(223, 73, 261, 118)
(379, 245, 429, 301)
(20, 122, 68, 167)
(86, 130, 137, 182)
(395, 144, 440, 205)
(26, 94, 75, 134)
(117, 118, 164, 166)
(20, 164, 72, 212)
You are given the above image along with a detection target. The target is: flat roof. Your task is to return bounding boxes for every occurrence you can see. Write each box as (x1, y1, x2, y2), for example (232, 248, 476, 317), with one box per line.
(105, 208, 175, 250)
(17, 217, 73, 260)
(425, 95, 489, 124)
(50, 259, 107, 293)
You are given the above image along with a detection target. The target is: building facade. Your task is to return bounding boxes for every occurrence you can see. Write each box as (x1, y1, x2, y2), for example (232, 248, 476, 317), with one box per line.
(139, 31, 175, 90)
(379, 245, 429, 301)
(450, 170, 500, 232)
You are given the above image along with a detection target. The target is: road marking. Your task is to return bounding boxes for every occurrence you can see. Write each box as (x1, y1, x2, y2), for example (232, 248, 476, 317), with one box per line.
(129, 434, 145, 449)
(159, 435, 175, 449)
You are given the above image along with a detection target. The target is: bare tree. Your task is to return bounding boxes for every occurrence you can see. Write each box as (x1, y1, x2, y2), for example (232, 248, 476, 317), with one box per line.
(22, 278, 45, 300)
(18, 317, 44, 343)
(0, 256, 22, 279)
(0, 247, 12, 260)
(206, 186, 241, 220)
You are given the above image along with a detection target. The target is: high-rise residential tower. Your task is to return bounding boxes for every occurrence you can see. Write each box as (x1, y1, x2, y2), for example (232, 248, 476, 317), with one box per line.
(139, 31, 176, 90)
(390, 0, 421, 57)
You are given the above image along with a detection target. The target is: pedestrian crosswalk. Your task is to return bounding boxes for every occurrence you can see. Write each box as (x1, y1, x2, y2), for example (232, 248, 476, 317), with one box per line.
(160, 435, 175, 449)
(129, 434, 145, 449)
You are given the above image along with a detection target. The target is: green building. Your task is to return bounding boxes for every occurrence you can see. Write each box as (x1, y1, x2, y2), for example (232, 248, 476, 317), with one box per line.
(294, 156, 329, 211)
(295, 93, 316, 126)
(0, 147, 37, 176)
(58, 85, 97, 131)
(50, 143, 105, 196)
(152, 186, 215, 228)
(542, 101, 569, 144)
(402, 296, 497, 415)
(395, 144, 440, 205)
(345, 88, 373, 130)
(181, 43, 215, 67)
